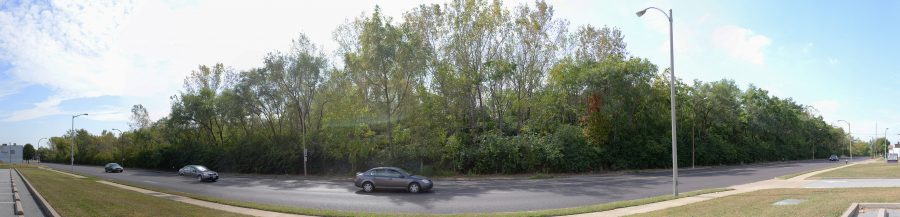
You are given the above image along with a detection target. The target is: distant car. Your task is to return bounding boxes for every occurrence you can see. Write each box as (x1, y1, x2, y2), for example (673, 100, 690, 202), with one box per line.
(104, 163, 124, 173)
(178, 165, 219, 182)
(829, 154, 839, 161)
(354, 167, 433, 193)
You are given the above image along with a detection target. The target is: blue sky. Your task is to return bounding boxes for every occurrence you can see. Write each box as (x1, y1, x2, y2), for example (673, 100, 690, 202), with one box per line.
(1, 0, 899, 148)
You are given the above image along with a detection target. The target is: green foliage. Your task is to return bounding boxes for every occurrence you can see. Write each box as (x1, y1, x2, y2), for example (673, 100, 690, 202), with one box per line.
(40, 0, 848, 175)
(23, 143, 35, 161)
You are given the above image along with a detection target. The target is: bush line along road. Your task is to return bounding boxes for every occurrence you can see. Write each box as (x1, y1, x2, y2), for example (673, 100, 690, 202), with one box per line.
(42, 159, 857, 214)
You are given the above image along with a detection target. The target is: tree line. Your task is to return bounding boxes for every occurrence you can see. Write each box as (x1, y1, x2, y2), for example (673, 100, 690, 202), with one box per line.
(40, 0, 854, 175)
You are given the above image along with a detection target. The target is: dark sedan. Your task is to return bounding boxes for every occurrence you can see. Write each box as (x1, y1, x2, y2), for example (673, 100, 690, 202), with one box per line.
(829, 154, 839, 161)
(104, 163, 124, 173)
(354, 167, 433, 193)
(178, 165, 219, 182)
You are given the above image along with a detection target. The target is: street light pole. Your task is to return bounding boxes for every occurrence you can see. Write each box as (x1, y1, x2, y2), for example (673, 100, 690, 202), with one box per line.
(71, 113, 88, 172)
(884, 128, 889, 159)
(638, 6, 678, 196)
(36, 137, 47, 163)
(838, 120, 851, 160)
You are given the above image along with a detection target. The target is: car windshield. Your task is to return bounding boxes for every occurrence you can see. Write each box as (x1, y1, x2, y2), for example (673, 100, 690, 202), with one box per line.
(195, 166, 209, 172)
(109, 163, 119, 167)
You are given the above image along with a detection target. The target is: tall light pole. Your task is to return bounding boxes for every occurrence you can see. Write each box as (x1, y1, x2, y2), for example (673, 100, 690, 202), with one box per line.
(884, 128, 889, 159)
(838, 120, 851, 160)
(637, 6, 678, 196)
(71, 113, 88, 172)
(111, 128, 123, 165)
(37, 137, 47, 163)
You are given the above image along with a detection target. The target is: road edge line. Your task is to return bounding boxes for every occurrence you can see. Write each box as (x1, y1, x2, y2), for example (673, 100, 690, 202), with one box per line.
(15, 168, 62, 217)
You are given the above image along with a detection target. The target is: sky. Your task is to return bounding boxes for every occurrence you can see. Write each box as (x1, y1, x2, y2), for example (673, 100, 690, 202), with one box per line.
(1, 0, 899, 149)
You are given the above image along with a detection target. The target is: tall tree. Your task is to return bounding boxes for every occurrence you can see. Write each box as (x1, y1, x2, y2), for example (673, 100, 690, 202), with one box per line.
(23, 143, 35, 162)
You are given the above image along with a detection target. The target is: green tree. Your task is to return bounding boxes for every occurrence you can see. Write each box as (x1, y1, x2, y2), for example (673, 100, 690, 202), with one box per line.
(23, 143, 35, 162)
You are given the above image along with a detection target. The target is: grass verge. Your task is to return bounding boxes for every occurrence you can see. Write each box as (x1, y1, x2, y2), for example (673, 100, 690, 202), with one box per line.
(17, 167, 248, 217)
(97, 175, 730, 217)
(528, 173, 555, 179)
(811, 162, 900, 179)
(629, 187, 900, 217)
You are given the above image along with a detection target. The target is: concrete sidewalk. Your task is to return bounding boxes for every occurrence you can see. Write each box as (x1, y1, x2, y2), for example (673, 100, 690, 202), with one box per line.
(569, 159, 874, 217)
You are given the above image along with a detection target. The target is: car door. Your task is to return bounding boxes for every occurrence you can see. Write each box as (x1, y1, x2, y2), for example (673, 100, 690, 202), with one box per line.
(384, 169, 405, 188)
(372, 169, 390, 188)
(185, 166, 196, 176)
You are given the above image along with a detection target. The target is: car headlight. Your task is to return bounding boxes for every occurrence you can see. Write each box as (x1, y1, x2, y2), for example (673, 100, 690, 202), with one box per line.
(421, 179, 430, 184)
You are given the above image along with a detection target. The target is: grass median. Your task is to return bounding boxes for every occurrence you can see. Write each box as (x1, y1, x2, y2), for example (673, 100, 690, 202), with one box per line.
(17, 167, 248, 217)
(629, 187, 900, 217)
(811, 162, 900, 178)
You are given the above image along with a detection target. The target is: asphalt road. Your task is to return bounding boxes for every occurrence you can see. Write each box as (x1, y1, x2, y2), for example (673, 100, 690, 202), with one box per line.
(42, 159, 864, 214)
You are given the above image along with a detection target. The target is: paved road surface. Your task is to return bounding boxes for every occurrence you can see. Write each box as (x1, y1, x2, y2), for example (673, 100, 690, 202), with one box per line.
(42, 159, 864, 214)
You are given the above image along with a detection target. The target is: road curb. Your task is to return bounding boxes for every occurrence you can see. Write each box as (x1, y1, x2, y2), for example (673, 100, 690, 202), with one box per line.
(15, 168, 62, 217)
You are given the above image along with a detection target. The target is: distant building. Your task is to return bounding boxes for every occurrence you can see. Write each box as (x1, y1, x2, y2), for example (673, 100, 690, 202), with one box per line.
(0, 144, 23, 164)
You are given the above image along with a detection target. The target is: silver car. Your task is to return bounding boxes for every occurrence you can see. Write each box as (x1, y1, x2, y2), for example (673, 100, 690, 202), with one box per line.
(354, 167, 433, 193)
(178, 165, 219, 182)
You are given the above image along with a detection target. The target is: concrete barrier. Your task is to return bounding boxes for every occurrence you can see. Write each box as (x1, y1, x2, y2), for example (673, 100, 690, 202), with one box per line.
(13, 200, 23, 215)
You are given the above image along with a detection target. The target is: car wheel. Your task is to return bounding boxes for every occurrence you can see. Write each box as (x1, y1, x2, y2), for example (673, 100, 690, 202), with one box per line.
(362, 182, 374, 192)
(408, 183, 421, 193)
(179, 172, 183, 176)
(197, 175, 203, 182)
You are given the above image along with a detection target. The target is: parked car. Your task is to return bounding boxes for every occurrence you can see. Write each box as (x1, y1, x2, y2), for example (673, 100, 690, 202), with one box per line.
(829, 154, 839, 161)
(354, 167, 433, 193)
(104, 163, 124, 173)
(178, 165, 219, 182)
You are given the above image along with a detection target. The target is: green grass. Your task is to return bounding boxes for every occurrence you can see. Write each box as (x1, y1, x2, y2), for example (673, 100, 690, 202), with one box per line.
(628, 187, 900, 217)
(99, 176, 730, 217)
(528, 173, 555, 179)
(17, 167, 249, 217)
(811, 162, 900, 178)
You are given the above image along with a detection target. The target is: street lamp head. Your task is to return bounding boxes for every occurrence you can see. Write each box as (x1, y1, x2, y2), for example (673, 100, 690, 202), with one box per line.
(636, 9, 647, 17)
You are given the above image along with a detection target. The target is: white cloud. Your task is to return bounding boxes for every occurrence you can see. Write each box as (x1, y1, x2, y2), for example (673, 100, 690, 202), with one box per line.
(0, 0, 450, 122)
(712, 25, 771, 65)
(828, 58, 839, 65)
